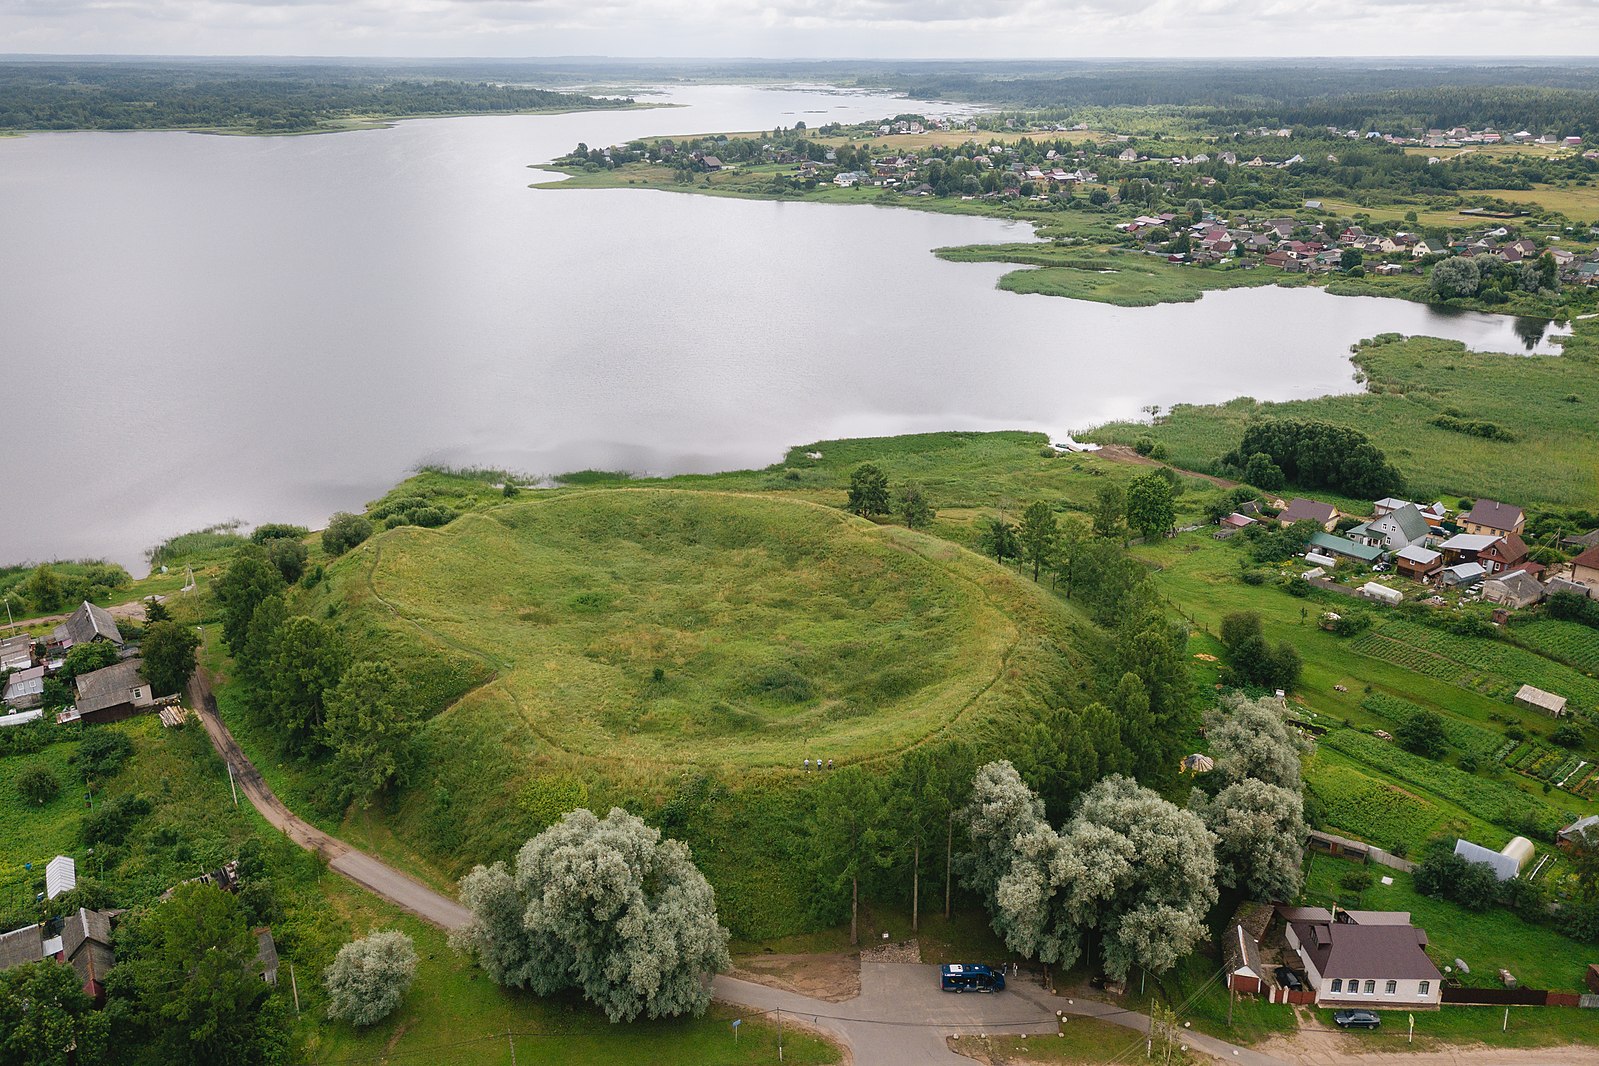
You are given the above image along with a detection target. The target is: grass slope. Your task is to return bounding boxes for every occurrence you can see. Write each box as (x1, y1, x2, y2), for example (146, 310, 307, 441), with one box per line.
(934, 244, 1303, 306)
(273, 483, 1091, 940)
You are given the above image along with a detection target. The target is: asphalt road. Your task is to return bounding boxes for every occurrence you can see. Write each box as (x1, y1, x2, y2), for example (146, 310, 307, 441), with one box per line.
(188, 668, 472, 930)
(187, 667, 1282, 1064)
(715, 962, 1290, 1065)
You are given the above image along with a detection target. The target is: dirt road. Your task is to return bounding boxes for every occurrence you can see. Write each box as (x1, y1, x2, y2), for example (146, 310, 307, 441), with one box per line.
(187, 667, 471, 930)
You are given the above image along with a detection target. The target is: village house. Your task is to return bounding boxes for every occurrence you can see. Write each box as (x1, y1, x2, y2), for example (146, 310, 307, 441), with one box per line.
(1348, 503, 1431, 552)
(1394, 544, 1443, 581)
(1437, 532, 1500, 566)
(1476, 534, 1529, 574)
(1282, 908, 1441, 1010)
(65, 658, 155, 725)
(3, 664, 46, 711)
(0, 633, 34, 673)
(1307, 531, 1383, 566)
(49, 601, 124, 653)
(1460, 499, 1525, 538)
(1482, 568, 1544, 609)
(1279, 497, 1339, 531)
(0, 907, 119, 1003)
(1560, 545, 1599, 596)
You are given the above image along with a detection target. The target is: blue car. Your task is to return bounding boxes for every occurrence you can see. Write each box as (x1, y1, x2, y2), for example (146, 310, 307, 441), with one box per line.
(941, 963, 1005, 993)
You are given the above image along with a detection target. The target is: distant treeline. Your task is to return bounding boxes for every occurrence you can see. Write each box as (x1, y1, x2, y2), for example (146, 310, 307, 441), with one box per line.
(874, 62, 1599, 135)
(0, 61, 634, 133)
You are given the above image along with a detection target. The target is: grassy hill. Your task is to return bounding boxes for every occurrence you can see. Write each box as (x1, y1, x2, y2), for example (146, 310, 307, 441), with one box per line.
(293, 486, 1091, 938)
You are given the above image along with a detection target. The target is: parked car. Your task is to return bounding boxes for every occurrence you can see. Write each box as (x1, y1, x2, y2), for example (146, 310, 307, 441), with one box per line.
(1334, 1010, 1381, 1029)
(1274, 965, 1303, 991)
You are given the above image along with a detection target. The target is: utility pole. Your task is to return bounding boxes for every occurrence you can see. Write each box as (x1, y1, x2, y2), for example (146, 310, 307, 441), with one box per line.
(778, 1008, 784, 1062)
(290, 963, 300, 1013)
(508, 1032, 517, 1066)
(227, 763, 239, 807)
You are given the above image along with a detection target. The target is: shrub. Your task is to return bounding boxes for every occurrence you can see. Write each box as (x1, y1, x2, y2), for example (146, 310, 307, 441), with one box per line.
(83, 794, 153, 847)
(17, 765, 61, 806)
(324, 930, 418, 1026)
(323, 513, 374, 557)
(1134, 436, 1156, 456)
(1396, 710, 1449, 759)
(77, 729, 133, 782)
(250, 524, 309, 544)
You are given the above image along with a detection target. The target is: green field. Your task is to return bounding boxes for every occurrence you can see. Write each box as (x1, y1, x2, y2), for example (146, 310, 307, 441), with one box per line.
(1303, 853, 1594, 993)
(1512, 619, 1599, 674)
(238, 480, 1094, 940)
(1096, 323, 1599, 508)
(359, 489, 1035, 767)
(933, 244, 1303, 307)
(1351, 619, 1599, 711)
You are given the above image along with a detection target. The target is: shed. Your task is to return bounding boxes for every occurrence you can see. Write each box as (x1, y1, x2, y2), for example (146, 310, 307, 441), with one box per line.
(1515, 684, 1568, 717)
(46, 855, 76, 900)
(1587, 964, 1599, 995)
(1454, 837, 1531, 881)
(1359, 583, 1403, 605)
(255, 927, 280, 985)
(1307, 532, 1382, 564)
(1395, 544, 1444, 581)
(1441, 562, 1486, 587)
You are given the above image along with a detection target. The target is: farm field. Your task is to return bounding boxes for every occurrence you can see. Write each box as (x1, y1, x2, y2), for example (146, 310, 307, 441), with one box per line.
(1350, 618, 1599, 710)
(1482, 184, 1599, 218)
(1513, 618, 1599, 674)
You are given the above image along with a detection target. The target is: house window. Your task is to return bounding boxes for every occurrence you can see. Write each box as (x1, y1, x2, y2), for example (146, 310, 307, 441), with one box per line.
(1330, 979, 1342, 993)
(1419, 981, 1430, 996)
(1364, 980, 1376, 995)
(1385, 980, 1397, 995)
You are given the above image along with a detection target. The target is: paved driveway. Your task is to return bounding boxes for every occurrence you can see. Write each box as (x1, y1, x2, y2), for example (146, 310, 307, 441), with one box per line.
(715, 962, 1290, 1066)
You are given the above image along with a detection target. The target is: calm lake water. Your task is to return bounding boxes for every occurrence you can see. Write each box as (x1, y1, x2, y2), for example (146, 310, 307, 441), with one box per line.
(0, 84, 1572, 571)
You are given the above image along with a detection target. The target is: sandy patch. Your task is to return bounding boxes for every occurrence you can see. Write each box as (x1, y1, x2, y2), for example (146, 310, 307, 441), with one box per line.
(729, 951, 862, 1002)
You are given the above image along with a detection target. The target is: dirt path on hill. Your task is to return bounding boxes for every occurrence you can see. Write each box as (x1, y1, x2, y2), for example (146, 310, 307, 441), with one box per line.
(1095, 443, 1241, 488)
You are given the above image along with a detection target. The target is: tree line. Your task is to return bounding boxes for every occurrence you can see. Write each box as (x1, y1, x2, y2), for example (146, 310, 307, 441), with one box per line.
(0, 61, 634, 133)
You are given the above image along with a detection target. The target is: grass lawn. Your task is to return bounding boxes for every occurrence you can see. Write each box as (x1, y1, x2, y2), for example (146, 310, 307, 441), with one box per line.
(308, 878, 840, 1066)
(1096, 323, 1599, 509)
(950, 1019, 1200, 1064)
(1485, 184, 1599, 218)
(1115, 952, 1296, 1046)
(932, 244, 1302, 307)
(1302, 852, 1594, 993)
(0, 738, 86, 925)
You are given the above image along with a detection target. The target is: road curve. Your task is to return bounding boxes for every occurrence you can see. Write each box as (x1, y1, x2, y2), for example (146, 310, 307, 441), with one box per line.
(185, 668, 1282, 1064)
(188, 668, 471, 930)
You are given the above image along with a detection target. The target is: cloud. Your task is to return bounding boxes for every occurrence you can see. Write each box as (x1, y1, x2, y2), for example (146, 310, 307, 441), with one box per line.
(1, 0, 1597, 56)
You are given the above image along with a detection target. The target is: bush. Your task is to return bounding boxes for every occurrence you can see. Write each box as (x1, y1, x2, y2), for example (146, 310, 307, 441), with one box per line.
(1396, 710, 1449, 759)
(1552, 723, 1586, 749)
(250, 524, 309, 544)
(77, 729, 133, 782)
(323, 513, 374, 557)
(265, 538, 308, 584)
(17, 765, 61, 806)
(1133, 436, 1155, 456)
(83, 794, 152, 847)
(324, 930, 418, 1026)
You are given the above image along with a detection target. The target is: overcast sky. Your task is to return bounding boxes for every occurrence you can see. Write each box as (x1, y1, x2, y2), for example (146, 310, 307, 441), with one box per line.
(3, 0, 1597, 58)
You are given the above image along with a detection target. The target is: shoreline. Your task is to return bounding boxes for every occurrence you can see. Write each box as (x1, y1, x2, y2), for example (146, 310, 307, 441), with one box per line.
(0, 100, 671, 140)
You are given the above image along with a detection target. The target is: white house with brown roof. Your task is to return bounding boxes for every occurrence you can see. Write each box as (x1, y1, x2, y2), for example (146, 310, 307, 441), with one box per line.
(1284, 912, 1441, 1009)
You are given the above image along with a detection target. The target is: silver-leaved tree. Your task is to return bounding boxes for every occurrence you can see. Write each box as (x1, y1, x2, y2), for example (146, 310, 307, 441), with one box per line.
(454, 807, 731, 1022)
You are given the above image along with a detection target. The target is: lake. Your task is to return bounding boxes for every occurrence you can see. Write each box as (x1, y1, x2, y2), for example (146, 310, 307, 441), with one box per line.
(0, 84, 1572, 571)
